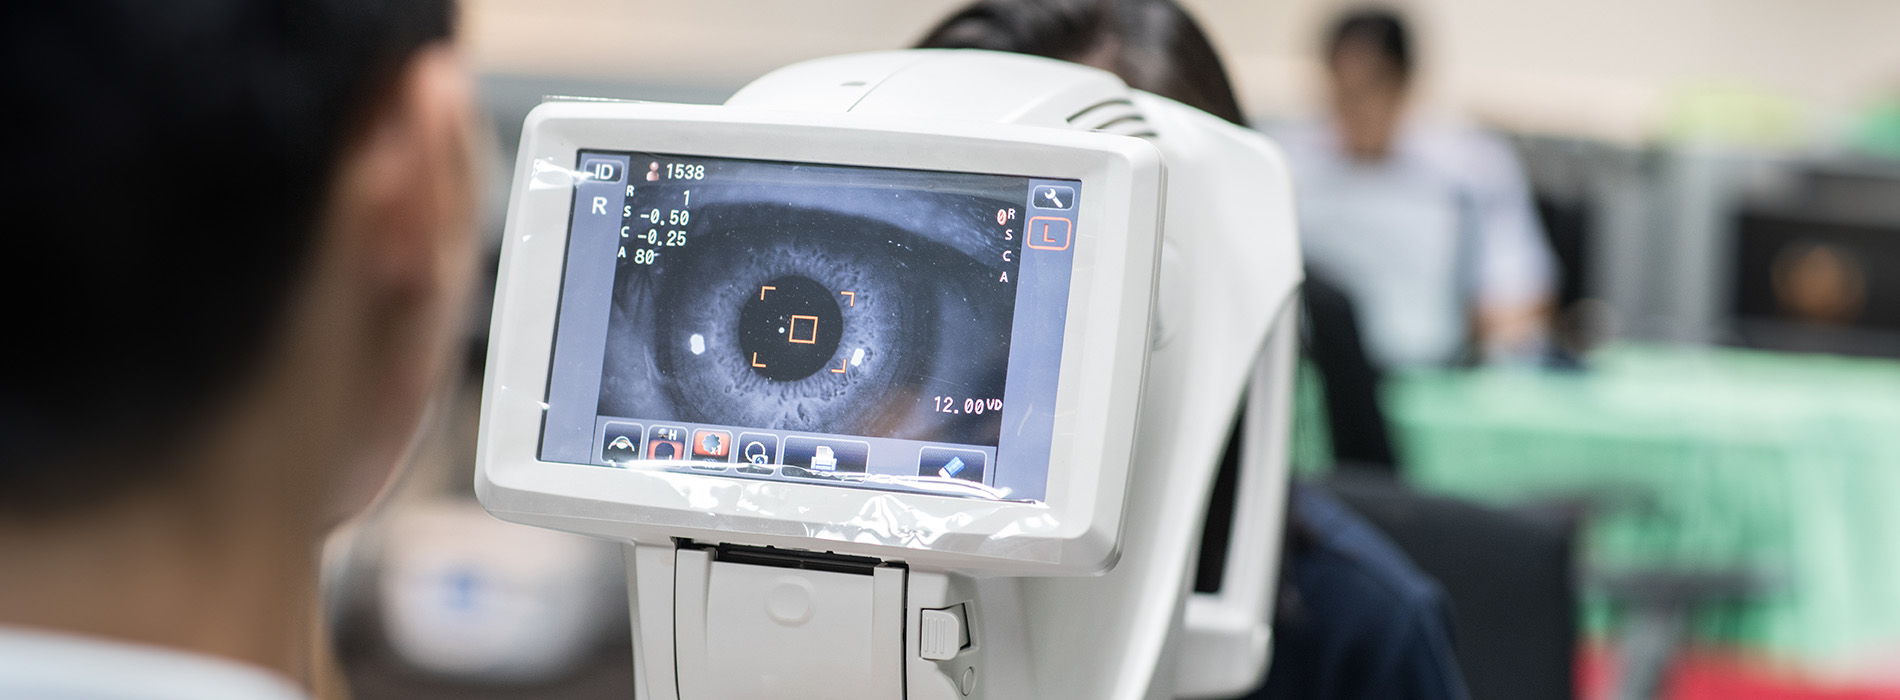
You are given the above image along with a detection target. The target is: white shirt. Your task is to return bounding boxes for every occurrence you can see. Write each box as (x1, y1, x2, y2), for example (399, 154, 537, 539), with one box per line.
(0, 626, 308, 700)
(1273, 119, 1556, 369)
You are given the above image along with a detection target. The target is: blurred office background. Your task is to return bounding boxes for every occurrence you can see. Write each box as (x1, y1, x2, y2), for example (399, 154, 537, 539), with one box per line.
(325, 2, 1900, 699)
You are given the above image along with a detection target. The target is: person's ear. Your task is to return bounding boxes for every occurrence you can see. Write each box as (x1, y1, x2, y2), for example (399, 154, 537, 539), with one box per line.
(333, 45, 480, 314)
(312, 43, 482, 516)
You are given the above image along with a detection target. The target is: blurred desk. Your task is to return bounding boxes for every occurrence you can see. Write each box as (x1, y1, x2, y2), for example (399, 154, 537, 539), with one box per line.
(1387, 345, 1900, 676)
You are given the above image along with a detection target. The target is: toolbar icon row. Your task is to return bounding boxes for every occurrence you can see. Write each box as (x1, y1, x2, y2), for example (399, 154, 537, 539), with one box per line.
(601, 423, 986, 485)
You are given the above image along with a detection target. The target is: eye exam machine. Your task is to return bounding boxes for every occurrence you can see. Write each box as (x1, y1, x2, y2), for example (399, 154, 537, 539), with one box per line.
(476, 49, 1302, 700)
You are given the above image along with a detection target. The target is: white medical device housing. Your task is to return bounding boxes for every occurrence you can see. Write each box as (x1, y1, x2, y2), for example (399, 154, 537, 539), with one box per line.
(476, 50, 1301, 700)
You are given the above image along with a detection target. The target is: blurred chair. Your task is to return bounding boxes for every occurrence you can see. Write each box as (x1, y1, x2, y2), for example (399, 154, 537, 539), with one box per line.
(1302, 271, 1397, 468)
(1323, 468, 1580, 700)
(1568, 486, 1779, 700)
(1591, 568, 1771, 700)
(1196, 273, 1391, 594)
(1533, 194, 1590, 320)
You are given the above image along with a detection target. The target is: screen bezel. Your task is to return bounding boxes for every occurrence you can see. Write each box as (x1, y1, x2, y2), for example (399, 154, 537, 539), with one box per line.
(476, 100, 1163, 576)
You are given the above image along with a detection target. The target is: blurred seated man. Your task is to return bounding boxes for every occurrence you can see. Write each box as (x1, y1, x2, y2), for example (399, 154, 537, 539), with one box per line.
(0, 1, 478, 698)
(1273, 7, 1557, 369)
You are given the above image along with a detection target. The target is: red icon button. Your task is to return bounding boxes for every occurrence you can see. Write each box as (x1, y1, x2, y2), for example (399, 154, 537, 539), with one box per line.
(691, 429, 733, 462)
(1026, 216, 1072, 251)
(646, 425, 687, 460)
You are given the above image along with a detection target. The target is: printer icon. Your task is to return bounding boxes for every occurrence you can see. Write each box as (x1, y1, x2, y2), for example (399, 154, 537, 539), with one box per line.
(781, 437, 869, 474)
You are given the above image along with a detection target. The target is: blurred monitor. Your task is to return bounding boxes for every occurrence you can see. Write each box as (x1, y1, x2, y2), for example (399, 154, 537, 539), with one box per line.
(1731, 208, 1900, 357)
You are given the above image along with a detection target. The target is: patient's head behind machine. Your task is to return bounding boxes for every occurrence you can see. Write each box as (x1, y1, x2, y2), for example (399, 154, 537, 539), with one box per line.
(476, 50, 1301, 700)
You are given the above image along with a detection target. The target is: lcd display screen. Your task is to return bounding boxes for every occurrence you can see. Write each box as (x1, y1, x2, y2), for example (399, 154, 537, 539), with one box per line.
(538, 151, 1079, 502)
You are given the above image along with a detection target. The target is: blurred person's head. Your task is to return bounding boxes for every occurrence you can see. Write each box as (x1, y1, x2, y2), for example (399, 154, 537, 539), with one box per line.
(0, 0, 478, 677)
(917, 0, 1246, 126)
(1325, 7, 1413, 161)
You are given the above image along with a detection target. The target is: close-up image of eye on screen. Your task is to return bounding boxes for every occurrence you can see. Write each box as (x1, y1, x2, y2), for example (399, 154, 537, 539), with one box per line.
(597, 154, 1022, 446)
(533, 147, 1079, 501)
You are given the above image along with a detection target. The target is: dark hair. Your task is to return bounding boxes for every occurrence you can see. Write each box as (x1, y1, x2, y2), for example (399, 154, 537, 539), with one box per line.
(1326, 6, 1413, 81)
(0, 0, 456, 511)
(917, 0, 1247, 127)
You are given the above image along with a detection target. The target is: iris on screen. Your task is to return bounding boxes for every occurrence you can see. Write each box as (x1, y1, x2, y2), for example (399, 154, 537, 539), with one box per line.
(595, 156, 1023, 448)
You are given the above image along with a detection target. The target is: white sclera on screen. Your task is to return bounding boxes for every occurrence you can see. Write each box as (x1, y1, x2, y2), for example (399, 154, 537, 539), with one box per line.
(537, 151, 1081, 503)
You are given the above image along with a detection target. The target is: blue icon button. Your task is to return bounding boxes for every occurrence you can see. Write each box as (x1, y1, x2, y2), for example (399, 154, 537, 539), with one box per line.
(581, 158, 623, 183)
(736, 432, 779, 474)
(782, 437, 869, 474)
(918, 447, 987, 483)
(1031, 185, 1075, 210)
(601, 422, 644, 464)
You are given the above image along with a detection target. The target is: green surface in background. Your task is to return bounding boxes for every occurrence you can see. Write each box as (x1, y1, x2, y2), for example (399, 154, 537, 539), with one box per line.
(1377, 345, 1900, 675)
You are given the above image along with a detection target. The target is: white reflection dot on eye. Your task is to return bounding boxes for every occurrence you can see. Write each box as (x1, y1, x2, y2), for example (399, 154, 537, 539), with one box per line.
(852, 348, 865, 366)
(689, 333, 705, 355)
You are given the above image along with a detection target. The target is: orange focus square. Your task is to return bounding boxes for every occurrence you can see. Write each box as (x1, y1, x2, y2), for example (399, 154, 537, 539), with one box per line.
(788, 314, 819, 344)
